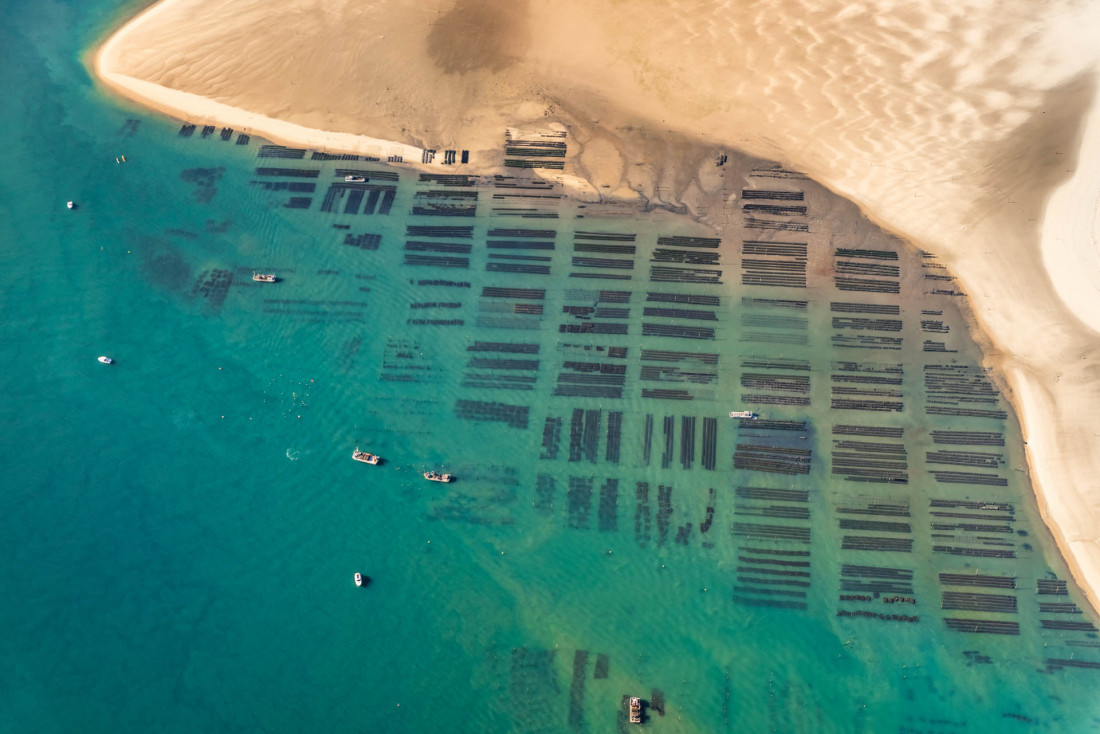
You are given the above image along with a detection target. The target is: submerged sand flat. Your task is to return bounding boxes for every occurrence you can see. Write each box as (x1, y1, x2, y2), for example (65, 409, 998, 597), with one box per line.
(97, 0, 1100, 606)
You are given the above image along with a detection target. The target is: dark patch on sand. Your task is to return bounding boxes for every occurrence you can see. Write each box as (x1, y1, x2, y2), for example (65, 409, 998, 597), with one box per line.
(972, 71, 1096, 220)
(427, 0, 529, 74)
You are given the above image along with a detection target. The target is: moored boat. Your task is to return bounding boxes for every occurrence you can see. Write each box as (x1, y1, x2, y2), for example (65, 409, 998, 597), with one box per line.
(97, 356, 113, 364)
(352, 448, 381, 465)
(729, 410, 757, 419)
(344, 175, 366, 182)
(423, 470, 453, 483)
(354, 572, 363, 587)
(629, 697, 642, 724)
(252, 273, 277, 283)
(66, 201, 74, 209)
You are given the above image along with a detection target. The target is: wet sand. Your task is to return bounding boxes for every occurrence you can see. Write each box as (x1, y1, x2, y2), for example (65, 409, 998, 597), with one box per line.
(95, 0, 1100, 608)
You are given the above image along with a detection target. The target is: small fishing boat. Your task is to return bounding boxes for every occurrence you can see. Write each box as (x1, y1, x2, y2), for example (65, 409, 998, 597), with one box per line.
(66, 201, 74, 209)
(352, 448, 381, 465)
(97, 356, 113, 364)
(252, 273, 277, 283)
(354, 572, 363, 587)
(423, 470, 453, 483)
(629, 697, 643, 724)
(344, 175, 366, 183)
(729, 410, 757, 419)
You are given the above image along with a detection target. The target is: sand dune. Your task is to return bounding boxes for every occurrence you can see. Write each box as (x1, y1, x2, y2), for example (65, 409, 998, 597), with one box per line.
(96, 0, 1100, 606)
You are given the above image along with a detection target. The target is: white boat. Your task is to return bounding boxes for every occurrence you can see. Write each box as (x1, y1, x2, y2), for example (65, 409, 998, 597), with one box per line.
(252, 273, 277, 283)
(66, 201, 74, 209)
(729, 410, 757, 419)
(424, 470, 453, 483)
(344, 175, 366, 183)
(97, 356, 113, 364)
(352, 448, 381, 465)
(629, 697, 643, 724)
(354, 572, 363, 587)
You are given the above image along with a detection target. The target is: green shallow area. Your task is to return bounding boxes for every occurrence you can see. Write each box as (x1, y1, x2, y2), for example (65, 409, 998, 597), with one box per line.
(2, 2, 1100, 732)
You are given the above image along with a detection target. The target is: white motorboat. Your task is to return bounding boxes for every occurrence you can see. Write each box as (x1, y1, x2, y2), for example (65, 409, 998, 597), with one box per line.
(352, 448, 381, 465)
(354, 572, 363, 587)
(424, 470, 453, 483)
(729, 410, 757, 419)
(252, 273, 277, 283)
(344, 175, 366, 183)
(66, 201, 74, 209)
(97, 356, 113, 364)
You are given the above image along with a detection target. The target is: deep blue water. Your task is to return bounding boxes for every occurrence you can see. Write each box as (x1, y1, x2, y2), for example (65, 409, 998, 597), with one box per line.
(3, 2, 1100, 732)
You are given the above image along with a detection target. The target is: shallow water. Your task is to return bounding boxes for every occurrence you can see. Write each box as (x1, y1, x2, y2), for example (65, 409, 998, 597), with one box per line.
(3, 2, 1100, 732)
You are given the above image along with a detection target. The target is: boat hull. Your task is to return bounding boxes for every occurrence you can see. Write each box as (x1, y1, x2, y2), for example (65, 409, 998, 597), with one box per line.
(352, 449, 380, 464)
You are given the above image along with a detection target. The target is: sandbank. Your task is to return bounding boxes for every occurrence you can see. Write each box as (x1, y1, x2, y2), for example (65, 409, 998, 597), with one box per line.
(95, 0, 1100, 608)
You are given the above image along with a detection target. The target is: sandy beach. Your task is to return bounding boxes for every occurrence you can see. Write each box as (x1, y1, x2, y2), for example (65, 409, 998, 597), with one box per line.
(96, 0, 1100, 608)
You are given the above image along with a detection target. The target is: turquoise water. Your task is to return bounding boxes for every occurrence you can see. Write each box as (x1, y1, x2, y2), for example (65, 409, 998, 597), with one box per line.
(4, 2, 1100, 732)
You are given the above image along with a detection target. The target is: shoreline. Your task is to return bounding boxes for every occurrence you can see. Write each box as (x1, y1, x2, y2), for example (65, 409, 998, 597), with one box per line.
(94, 7, 427, 165)
(831, 80, 1100, 613)
(96, 70, 428, 163)
(951, 273, 1100, 612)
(92, 0, 1100, 613)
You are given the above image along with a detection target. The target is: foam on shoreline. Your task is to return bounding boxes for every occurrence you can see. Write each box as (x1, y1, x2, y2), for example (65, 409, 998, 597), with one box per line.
(97, 70, 425, 162)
